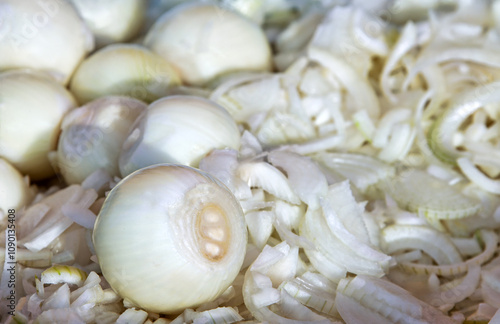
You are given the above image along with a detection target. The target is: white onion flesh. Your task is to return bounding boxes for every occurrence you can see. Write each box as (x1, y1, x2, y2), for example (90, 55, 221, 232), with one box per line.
(69, 44, 181, 104)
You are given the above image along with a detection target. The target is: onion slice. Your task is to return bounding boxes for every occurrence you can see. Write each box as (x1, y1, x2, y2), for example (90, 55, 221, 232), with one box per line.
(313, 153, 395, 192)
(237, 161, 301, 204)
(268, 150, 328, 210)
(336, 275, 455, 323)
(308, 47, 380, 118)
(382, 169, 480, 220)
(382, 224, 463, 265)
(399, 229, 497, 276)
(428, 82, 500, 164)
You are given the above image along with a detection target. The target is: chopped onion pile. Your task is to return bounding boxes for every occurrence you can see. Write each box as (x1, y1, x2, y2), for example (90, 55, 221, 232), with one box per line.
(3, 0, 500, 323)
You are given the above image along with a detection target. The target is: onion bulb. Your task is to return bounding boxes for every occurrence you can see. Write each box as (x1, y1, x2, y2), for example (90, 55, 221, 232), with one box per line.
(119, 95, 241, 177)
(0, 158, 30, 213)
(68, 0, 146, 48)
(0, 0, 94, 84)
(56, 96, 147, 185)
(0, 70, 76, 180)
(69, 44, 181, 104)
(144, 3, 272, 86)
(93, 164, 247, 314)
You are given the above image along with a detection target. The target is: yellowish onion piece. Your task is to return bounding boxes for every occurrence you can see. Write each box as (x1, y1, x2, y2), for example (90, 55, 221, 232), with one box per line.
(93, 164, 247, 314)
(41, 265, 88, 286)
(0, 70, 77, 180)
(380, 22, 418, 103)
(0, 0, 94, 84)
(119, 96, 241, 177)
(144, 3, 272, 86)
(382, 169, 481, 221)
(68, 0, 146, 48)
(0, 158, 31, 213)
(69, 44, 181, 104)
(56, 96, 147, 185)
(404, 46, 500, 92)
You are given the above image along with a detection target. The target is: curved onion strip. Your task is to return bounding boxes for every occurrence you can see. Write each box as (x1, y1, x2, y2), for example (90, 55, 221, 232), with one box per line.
(413, 89, 448, 167)
(399, 229, 498, 276)
(301, 208, 388, 279)
(308, 46, 380, 118)
(279, 272, 338, 317)
(458, 157, 500, 194)
(273, 199, 303, 231)
(237, 161, 301, 204)
(274, 217, 315, 250)
(336, 275, 455, 324)
(423, 265, 480, 307)
(279, 290, 338, 323)
(372, 108, 412, 149)
(381, 22, 418, 103)
(268, 150, 328, 210)
(428, 81, 500, 164)
(382, 224, 463, 265)
(377, 122, 415, 163)
(322, 181, 370, 244)
(403, 48, 500, 90)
